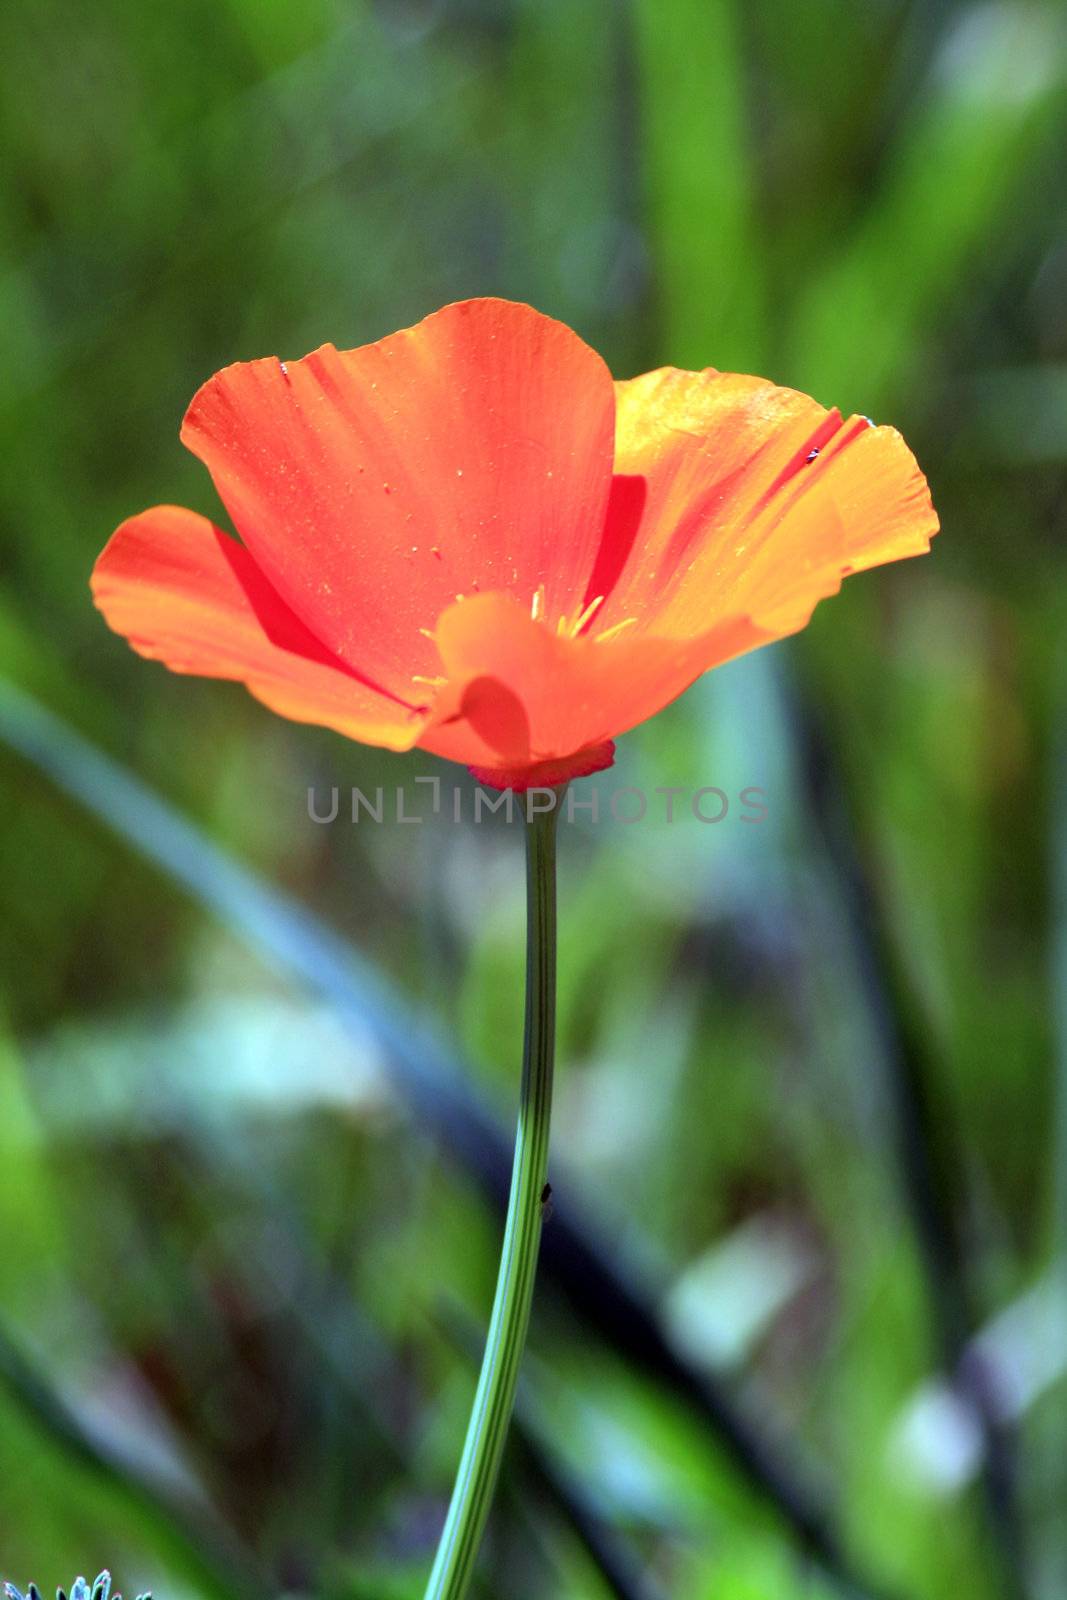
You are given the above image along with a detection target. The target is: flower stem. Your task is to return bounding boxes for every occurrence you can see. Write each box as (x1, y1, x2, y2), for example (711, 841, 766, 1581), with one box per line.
(424, 796, 561, 1600)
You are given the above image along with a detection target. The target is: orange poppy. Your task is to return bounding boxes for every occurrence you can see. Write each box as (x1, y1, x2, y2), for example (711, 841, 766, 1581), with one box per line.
(92, 298, 938, 789)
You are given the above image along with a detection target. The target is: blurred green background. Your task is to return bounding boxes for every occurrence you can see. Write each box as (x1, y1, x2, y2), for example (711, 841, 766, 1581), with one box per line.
(2, 1, 1066, 1597)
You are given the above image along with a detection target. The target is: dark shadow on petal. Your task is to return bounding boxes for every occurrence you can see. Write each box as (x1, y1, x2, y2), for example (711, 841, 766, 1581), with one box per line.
(582, 473, 647, 611)
(458, 674, 531, 761)
(213, 530, 418, 709)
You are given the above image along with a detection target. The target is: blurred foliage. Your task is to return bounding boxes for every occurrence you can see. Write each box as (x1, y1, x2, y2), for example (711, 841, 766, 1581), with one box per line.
(2, 1, 1067, 1598)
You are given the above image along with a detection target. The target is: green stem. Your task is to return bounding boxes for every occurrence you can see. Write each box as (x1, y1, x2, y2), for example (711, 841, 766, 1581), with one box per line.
(424, 796, 561, 1600)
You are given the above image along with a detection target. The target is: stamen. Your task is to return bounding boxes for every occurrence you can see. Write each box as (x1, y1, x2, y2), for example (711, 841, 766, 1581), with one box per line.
(595, 617, 637, 644)
(412, 674, 447, 688)
(571, 594, 604, 634)
(533, 589, 608, 639)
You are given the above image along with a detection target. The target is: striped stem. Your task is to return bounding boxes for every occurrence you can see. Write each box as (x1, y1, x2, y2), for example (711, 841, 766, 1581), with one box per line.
(423, 796, 561, 1599)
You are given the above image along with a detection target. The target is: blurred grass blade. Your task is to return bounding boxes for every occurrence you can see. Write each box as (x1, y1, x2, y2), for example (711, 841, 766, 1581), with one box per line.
(889, 1266, 1067, 1493)
(1051, 642, 1067, 1264)
(785, 666, 1028, 1600)
(787, 4, 1067, 408)
(630, 0, 766, 370)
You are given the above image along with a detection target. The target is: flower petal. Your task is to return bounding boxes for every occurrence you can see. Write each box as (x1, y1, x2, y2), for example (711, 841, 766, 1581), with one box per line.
(92, 506, 427, 749)
(181, 298, 617, 701)
(417, 592, 772, 777)
(597, 367, 938, 638)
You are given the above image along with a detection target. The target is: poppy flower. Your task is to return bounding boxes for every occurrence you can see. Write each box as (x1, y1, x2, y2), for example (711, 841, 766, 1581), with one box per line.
(93, 298, 938, 789)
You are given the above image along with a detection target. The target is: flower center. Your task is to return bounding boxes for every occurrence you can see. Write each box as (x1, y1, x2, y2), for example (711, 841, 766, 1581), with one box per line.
(410, 588, 640, 695)
(529, 586, 633, 640)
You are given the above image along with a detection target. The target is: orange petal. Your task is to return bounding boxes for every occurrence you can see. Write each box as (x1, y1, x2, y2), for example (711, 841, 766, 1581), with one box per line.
(92, 507, 428, 749)
(181, 298, 616, 702)
(596, 367, 938, 639)
(416, 592, 773, 779)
